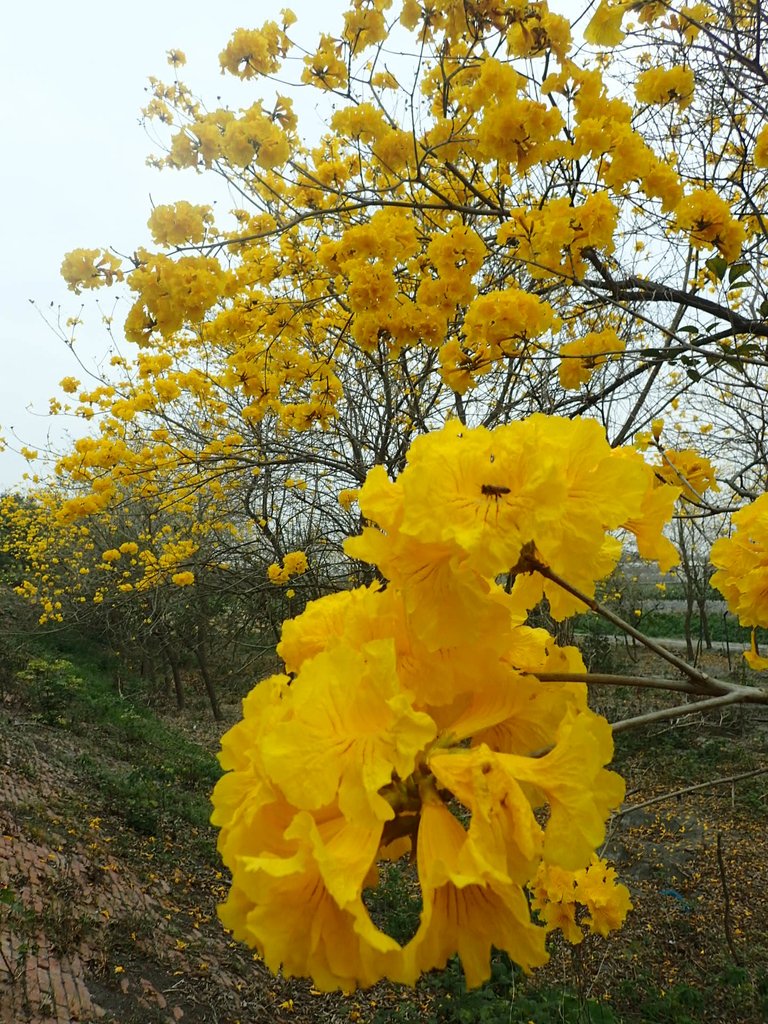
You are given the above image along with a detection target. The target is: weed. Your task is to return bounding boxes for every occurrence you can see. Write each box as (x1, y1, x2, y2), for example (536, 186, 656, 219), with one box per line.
(364, 859, 422, 945)
(36, 863, 94, 954)
(382, 953, 623, 1024)
(16, 655, 84, 726)
(0, 887, 34, 978)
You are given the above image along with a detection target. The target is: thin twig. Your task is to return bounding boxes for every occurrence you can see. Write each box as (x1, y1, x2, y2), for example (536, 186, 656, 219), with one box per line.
(717, 833, 744, 966)
(615, 767, 768, 816)
(536, 671, 707, 696)
(610, 690, 746, 734)
(530, 560, 768, 710)
(531, 560, 723, 691)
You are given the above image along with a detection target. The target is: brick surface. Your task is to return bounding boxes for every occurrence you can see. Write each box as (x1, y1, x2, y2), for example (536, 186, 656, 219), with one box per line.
(0, 730, 175, 1023)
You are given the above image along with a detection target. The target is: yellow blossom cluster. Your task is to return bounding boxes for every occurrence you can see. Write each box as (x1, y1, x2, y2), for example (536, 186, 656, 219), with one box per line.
(635, 66, 695, 107)
(338, 488, 359, 511)
(124, 253, 227, 344)
(656, 449, 718, 502)
(558, 328, 625, 390)
(0, 479, 217, 622)
(219, 21, 292, 79)
(754, 123, 768, 168)
(147, 202, 214, 247)
(531, 857, 632, 943)
(674, 189, 746, 264)
(212, 415, 681, 991)
(60, 249, 123, 294)
(443, 289, 558, 392)
(267, 550, 309, 585)
(167, 103, 292, 173)
(711, 494, 768, 667)
(497, 193, 619, 282)
(302, 33, 349, 90)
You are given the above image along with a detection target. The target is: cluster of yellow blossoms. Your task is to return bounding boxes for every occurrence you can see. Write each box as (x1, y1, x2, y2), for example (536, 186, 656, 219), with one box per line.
(635, 66, 695, 108)
(267, 550, 309, 585)
(212, 415, 682, 991)
(558, 328, 625, 390)
(711, 495, 768, 669)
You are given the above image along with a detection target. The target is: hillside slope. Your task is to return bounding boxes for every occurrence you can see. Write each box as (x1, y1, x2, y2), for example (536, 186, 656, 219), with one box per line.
(0, 652, 349, 1024)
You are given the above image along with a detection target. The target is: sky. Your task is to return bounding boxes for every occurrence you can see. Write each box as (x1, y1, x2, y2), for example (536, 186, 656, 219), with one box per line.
(0, 0, 344, 488)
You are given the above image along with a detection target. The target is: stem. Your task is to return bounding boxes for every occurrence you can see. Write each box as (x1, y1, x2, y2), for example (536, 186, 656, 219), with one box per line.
(610, 690, 746, 734)
(616, 767, 768, 817)
(532, 560, 723, 691)
(535, 671, 705, 695)
(717, 833, 744, 967)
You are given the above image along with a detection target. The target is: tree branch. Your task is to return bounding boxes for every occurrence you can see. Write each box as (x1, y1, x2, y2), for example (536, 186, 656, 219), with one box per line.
(615, 767, 768, 817)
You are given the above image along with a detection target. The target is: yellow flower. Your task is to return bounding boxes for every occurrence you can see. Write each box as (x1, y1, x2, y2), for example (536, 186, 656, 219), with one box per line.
(574, 857, 633, 937)
(148, 202, 213, 247)
(558, 329, 625, 390)
(675, 189, 745, 263)
(755, 124, 768, 168)
(584, 1, 631, 46)
(61, 248, 123, 293)
(303, 34, 348, 91)
(635, 67, 695, 108)
(712, 494, 768, 634)
(657, 449, 718, 501)
(172, 571, 195, 586)
(261, 641, 436, 825)
(210, 416, 670, 991)
(267, 550, 307, 585)
(406, 799, 548, 986)
(219, 24, 289, 79)
(338, 488, 359, 511)
(531, 856, 631, 942)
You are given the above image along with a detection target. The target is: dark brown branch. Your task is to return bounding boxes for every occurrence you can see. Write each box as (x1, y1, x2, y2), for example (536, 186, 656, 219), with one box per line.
(583, 275, 768, 338)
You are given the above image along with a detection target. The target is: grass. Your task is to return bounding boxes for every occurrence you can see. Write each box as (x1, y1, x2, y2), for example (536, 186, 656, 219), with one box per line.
(13, 637, 221, 847)
(576, 605, 768, 648)
(371, 952, 622, 1024)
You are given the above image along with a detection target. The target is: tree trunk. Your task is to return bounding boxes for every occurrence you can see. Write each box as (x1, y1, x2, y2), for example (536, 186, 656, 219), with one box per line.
(195, 636, 222, 721)
(697, 598, 712, 649)
(166, 648, 185, 710)
(683, 594, 695, 662)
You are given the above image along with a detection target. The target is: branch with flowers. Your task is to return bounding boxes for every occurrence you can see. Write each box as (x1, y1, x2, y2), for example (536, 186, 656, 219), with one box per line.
(211, 415, 767, 991)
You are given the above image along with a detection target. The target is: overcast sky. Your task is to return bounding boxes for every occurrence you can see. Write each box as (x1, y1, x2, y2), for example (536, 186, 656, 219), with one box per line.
(0, 0, 344, 488)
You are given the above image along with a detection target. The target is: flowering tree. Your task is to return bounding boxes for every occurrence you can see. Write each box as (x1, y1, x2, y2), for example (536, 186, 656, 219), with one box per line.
(4, 0, 768, 994)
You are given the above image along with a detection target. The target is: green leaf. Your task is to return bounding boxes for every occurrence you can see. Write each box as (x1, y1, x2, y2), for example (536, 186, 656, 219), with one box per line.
(728, 262, 751, 285)
(706, 256, 728, 281)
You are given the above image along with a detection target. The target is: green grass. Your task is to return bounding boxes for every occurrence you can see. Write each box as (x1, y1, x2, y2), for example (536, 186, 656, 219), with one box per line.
(372, 951, 622, 1024)
(575, 608, 766, 647)
(11, 638, 221, 847)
